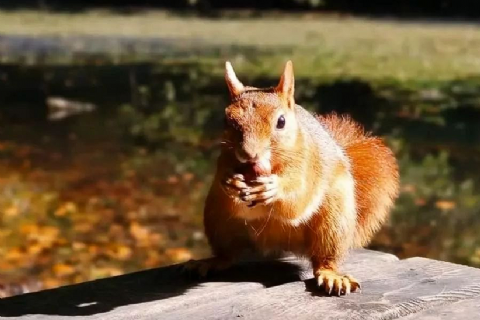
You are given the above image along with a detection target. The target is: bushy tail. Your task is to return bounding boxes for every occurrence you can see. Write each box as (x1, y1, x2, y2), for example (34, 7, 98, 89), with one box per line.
(318, 113, 400, 246)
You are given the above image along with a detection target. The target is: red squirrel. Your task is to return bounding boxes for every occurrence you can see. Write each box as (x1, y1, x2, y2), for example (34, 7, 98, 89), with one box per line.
(186, 61, 399, 296)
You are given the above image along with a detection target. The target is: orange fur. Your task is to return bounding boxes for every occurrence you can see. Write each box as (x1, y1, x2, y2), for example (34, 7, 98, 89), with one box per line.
(318, 113, 400, 246)
(198, 61, 400, 295)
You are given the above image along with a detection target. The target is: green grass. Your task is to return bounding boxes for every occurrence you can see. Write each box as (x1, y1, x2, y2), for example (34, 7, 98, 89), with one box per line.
(2, 10, 480, 80)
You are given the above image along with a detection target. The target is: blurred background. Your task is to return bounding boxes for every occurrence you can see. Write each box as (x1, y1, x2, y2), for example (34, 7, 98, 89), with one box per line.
(2, 0, 480, 298)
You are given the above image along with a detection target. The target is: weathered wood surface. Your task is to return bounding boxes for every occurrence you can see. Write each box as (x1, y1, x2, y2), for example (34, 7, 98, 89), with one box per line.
(1, 249, 480, 320)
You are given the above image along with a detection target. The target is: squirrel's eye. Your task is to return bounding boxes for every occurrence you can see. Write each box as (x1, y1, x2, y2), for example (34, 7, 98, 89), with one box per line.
(276, 115, 286, 129)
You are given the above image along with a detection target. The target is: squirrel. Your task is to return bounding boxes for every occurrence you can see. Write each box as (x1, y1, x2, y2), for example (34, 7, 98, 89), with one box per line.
(186, 60, 400, 296)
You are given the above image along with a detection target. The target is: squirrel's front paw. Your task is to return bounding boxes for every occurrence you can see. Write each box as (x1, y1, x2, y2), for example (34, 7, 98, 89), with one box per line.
(315, 269, 361, 296)
(221, 172, 249, 201)
(240, 174, 279, 206)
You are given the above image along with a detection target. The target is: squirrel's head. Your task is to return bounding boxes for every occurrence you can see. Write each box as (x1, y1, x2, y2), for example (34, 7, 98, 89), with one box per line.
(222, 61, 299, 167)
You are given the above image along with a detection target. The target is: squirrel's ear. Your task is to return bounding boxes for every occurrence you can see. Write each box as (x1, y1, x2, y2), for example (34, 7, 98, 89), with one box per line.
(276, 60, 295, 107)
(225, 61, 245, 98)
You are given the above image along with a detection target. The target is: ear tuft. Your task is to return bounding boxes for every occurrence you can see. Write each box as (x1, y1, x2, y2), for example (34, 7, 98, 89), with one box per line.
(225, 61, 245, 98)
(275, 60, 295, 107)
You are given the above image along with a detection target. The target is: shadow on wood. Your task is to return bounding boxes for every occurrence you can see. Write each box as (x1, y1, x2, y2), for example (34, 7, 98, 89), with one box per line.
(3, 250, 480, 319)
(0, 257, 303, 317)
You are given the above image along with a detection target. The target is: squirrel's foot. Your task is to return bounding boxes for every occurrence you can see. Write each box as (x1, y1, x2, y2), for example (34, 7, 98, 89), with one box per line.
(240, 174, 279, 206)
(221, 172, 249, 201)
(315, 269, 361, 296)
(182, 257, 233, 278)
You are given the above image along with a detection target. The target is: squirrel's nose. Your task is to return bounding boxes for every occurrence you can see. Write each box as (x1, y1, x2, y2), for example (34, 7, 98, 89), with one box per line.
(235, 148, 258, 163)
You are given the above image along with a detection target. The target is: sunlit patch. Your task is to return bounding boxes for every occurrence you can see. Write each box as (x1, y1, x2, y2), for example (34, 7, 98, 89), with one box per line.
(77, 302, 98, 308)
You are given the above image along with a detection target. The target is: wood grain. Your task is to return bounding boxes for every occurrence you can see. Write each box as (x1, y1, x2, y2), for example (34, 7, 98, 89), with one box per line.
(1, 249, 479, 320)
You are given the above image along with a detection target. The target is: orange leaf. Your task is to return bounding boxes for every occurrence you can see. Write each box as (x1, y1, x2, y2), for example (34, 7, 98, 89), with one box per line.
(27, 244, 44, 255)
(88, 245, 100, 256)
(182, 172, 194, 182)
(54, 202, 77, 217)
(43, 278, 61, 289)
(144, 251, 163, 268)
(106, 245, 132, 261)
(91, 267, 123, 278)
(435, 200, 456, 211)
(167, 175, 179, 184)
(149, 233, 164, 245)
(53, 263, 76, 277)
(20, 224, 39, 235)
(415, 198, 426, 206)
(72, 242, 87, 251)
(129, 222, 149, 241)
(165, 248, 192, 263)
(73, 222, 93, 233)
(5, 205, 20, 217)
(402, 184, 416, 193)
(5, 248, 24, 262)
(0, 261, 15, 271)
(55, 237, 69, 246)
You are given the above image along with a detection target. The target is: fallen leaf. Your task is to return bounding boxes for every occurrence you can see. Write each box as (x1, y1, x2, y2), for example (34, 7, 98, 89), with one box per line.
(43, 278, 61, 289)
(167, 175, 179, 184)
(106, 245, 132, 261)
(435, 200, 456, 211)
(27, 244, 44, 255)
(149, 233, 164, 245)
(72, 242, 86, 251)
(5, 205, 20, 218)
(0, 261, 15, 271)
(144, 251, 163, 268)
(91, 267, 123, 278)
(54, 202, 77, 217)
(130, 222, 149, 242)
(402, 184, 416, 193)
(73, 222, 94, 233)
(53, 263, 76, 278)
(415, 198, 426, 206)
(20, 224, 38, 235)
(88, 245, 100, 256)
(165, 248, 192, 263)
(182, 172, 194, 182)
(5, 248, 24, 262)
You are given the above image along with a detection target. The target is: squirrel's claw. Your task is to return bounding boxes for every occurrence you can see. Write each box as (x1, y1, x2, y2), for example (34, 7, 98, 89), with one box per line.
(241, 174, 279, 206)
(250, 175, 278, 186)
(241, 189, 276, 203)
(221, 172, 249, 201)
(315, 270, 360, 296)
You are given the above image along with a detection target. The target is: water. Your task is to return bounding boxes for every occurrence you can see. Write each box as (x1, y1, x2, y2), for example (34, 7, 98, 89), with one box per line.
(1, 61, 480, 296)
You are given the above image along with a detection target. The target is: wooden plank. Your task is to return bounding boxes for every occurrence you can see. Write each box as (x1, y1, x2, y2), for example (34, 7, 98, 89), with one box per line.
(88, 250, 400, 320)
(400, 298, 480, 320)
(0, 249, 396, 319)
(7, 250, 480, 320)
(160, 258, 480, 320)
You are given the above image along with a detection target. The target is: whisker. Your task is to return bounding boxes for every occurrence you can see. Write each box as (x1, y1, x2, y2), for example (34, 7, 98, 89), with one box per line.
(255, 203, 274, 237)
